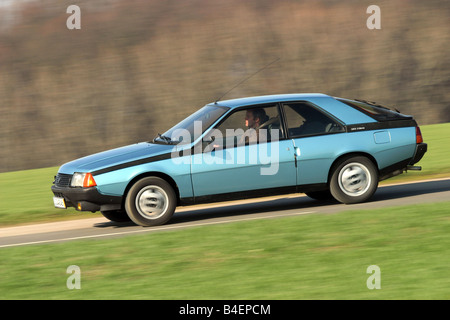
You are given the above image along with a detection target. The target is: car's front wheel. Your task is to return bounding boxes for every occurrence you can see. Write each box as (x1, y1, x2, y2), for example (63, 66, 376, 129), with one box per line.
(329, 156, 378, 204)
(125, 177, 177, 227)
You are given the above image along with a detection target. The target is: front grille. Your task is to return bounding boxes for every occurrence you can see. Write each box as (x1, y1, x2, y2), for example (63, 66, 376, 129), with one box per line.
(54, 173, 72, 187)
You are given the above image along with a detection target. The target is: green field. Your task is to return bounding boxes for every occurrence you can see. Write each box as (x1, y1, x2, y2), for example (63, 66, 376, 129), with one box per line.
(0, 202, 449, 299)
(385, 122, 450, 183)
(0, 122, 449, 227)
(0, 167, 99, 226)
(0, 123, 449, 300)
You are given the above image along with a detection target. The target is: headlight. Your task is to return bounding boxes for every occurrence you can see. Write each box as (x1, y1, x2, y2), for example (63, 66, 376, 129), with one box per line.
(71, 173, 86, 187)
(71, 173, 97, 188)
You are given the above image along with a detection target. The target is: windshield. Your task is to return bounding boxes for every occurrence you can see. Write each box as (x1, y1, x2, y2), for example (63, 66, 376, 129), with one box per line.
(154, 105, 229, 144)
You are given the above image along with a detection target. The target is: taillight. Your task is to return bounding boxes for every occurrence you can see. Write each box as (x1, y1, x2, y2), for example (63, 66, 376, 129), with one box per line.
(416, 126, 423, 144)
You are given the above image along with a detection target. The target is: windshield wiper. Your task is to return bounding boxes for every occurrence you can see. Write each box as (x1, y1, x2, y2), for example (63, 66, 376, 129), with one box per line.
(153, 133, 173, 144)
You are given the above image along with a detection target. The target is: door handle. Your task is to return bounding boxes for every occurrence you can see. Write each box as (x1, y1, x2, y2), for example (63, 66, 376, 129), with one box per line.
(293, 146, 300, 168)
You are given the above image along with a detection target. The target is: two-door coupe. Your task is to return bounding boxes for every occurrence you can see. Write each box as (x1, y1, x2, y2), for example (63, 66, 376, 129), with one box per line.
(52, 94, 427, 226)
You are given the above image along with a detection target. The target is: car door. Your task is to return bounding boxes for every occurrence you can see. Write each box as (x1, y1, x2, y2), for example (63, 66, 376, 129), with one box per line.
(190, 104, 297, 197)
(281, 101, 346, 186)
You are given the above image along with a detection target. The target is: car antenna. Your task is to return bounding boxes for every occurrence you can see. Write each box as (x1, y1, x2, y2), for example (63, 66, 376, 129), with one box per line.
(214, 57, 280, 104)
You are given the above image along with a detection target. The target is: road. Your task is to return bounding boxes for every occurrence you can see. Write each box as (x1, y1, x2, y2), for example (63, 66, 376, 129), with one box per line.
(1, 178, 449, 249)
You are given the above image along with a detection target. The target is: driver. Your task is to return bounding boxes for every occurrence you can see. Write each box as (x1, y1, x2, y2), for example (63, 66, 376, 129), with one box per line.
(240, 108, 269, 145)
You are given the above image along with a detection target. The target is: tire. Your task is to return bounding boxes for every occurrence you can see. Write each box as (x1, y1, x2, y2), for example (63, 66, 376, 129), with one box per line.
(101, 210, 131, 222)
(125, 177, 176, 227)
(329, 156, 378, 204)
(305, 190, 333, 201)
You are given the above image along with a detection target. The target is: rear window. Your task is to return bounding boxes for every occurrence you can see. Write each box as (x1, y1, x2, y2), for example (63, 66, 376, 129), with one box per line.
(337, 98, 412, 121)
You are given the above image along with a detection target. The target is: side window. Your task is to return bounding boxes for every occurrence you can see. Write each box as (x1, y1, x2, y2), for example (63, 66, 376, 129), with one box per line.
(205, 104, 283, 148)
(283, 102, 344, 137)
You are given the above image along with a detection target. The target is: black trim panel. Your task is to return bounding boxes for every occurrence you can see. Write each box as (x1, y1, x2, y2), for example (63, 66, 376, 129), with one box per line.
(180, 183, 328, 206)
(90, 120, 418, 176)
(378, 158, 410, 180)
(410, 143, 427, 165)
(51, 185, 122, 212)
(92, 153, 172, 176)
(346, 119, 417, 132)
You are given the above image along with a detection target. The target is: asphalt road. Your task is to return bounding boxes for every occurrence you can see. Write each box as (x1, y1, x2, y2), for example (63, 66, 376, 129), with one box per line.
(1, 178, 449, 249)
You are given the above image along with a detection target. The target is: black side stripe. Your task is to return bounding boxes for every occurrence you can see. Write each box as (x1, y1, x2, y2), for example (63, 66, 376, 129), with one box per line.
(92, 120, 416, 176)
(346, 119, 417, 132)
(92, 152, 172, 176)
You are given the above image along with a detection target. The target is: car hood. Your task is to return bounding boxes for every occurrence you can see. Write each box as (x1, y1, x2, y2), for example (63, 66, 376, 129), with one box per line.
(58, 142, 174, 175)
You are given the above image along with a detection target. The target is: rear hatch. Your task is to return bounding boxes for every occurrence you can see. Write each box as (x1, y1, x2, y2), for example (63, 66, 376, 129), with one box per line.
(336, 98, 413, 121)
(338, 98, 427, 166)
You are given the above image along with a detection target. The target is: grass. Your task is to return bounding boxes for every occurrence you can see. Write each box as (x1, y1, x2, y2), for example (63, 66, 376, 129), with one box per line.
(0, 167, 99, 227)
(383, 122, 450, 183)
(0, 201, 449, 299)
(0, 123, 449, 300)
(0, 122, 449, 227)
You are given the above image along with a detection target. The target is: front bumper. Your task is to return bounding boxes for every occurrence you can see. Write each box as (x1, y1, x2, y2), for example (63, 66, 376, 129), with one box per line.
(51, 185, 122, 212)
(409, 143, 427, 165)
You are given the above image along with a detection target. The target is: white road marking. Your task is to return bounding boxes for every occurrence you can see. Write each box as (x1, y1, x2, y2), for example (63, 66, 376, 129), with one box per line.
(379, 176, 450, 187)
(0, 210, 315, 248)
(1, 176, 449, 248)
(5, 177, 447, 237)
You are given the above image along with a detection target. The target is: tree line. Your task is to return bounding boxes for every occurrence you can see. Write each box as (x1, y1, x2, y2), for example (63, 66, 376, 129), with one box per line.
(0, 0, 448, 172)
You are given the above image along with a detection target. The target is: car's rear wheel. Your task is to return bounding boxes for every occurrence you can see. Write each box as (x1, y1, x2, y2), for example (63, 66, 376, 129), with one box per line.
(101, 210, 131, 222)
(125, 177, 176, 226)
(329, 156, 378, 204)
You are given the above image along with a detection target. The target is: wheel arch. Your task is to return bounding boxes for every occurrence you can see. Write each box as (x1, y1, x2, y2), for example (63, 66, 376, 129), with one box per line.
(122, 171, 181, 208)
(327, 152, 379, 185)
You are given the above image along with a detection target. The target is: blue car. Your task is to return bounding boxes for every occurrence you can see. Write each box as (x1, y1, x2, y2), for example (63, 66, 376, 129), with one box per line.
(52, 93, 427, 226)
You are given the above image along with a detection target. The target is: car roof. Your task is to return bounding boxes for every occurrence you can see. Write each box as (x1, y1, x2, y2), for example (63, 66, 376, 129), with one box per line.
(208, 93, 378, 125)
(210, 93, 330, 108)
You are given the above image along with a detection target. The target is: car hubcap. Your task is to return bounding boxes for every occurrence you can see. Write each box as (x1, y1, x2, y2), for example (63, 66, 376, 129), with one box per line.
(338, 162, 371, 197)
(135, 186, 168, 219)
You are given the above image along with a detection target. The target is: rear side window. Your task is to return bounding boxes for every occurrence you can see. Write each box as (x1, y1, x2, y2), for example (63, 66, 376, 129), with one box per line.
(283, 102, 344, 137)
(337, 98, 411, 121)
